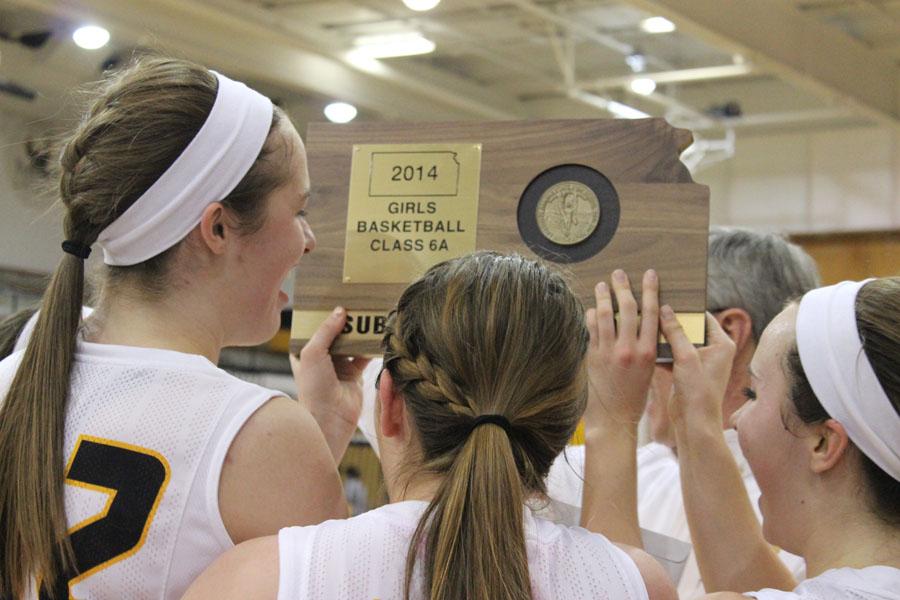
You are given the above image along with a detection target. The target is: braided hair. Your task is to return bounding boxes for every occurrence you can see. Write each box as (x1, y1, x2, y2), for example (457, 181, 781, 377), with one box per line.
(386, 252, 589, 600)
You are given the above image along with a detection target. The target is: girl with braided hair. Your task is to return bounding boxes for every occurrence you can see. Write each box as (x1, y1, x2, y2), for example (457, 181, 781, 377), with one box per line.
(185, 252, 675, 600)
(0, 57, 367, 599)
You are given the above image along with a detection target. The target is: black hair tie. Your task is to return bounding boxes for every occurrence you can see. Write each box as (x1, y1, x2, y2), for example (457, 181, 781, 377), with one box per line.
(61, 240, 92, 260)
(469, 414, 513, 436)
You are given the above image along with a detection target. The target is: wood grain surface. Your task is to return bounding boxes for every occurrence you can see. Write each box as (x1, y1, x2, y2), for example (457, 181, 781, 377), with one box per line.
(293, 119, 709, 354)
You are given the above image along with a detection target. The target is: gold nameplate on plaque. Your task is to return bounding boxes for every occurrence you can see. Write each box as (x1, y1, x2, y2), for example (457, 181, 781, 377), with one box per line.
(291, 309, 707, 349)
(343, 143, 482, 284)
(291, 310, 389, 343)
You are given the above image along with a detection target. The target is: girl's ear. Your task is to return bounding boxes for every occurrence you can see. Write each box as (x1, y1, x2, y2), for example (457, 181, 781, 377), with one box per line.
(198, 202, 228, 255)
(378, 369, 407, 440)
(808, 418, 851, 474)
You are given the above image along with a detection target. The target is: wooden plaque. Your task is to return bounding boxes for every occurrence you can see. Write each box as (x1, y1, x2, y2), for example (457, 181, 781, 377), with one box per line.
(292, 119, 709, 357)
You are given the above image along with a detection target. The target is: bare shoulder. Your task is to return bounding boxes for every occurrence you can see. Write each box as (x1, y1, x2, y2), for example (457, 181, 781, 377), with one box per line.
(235, 395, 315, 439)
(226, 396, 339, 483)
(182, 536, 279, 600)
(219, 396, 346, 543)
(616, 544, 678, 600)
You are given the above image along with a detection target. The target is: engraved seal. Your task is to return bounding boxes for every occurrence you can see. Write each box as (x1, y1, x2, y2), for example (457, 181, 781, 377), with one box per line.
(517, 164, 620, 264)
(535, 181, 601, 246)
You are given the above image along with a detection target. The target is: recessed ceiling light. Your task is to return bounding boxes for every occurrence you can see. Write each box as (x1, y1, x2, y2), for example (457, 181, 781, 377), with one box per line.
(350, 33, 436, 59)
(402, 0, 441, 11)
(625, 51, 647, 73)
(629, 78, 657, 96)
(324, 102, 358, 123)
(72, 25, 110, 50)
(640, 16, 676, 34)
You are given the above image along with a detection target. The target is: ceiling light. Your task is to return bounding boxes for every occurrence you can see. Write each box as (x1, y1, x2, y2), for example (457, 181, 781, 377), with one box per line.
(625, 51, 646, 73)
(72, 25, 110, 50)
(567, 89, 650, 119)
(640, 16, 676, 34)
(606, 100, 650, 119)
(324, 102, 358, 123)
(350, 33, 435, 59)
(629, 77, 656, 96)
(402, 0, 441, 11)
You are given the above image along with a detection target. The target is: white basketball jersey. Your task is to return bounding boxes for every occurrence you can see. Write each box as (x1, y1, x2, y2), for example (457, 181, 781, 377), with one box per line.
(277, 500, 650, 600)
(544, 437, 807, 597)
(0, 340, 280, 600)
(746, 566, 900, 600)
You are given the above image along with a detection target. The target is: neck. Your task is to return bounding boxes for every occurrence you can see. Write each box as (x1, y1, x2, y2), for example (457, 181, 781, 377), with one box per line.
(386, 467, 442, 504)
(86, 283, 225, 363)
(385, 466, 546, 508)
(798, 491, 900, 577)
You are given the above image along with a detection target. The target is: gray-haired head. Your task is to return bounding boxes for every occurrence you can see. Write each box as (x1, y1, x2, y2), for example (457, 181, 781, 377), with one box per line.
(707, 226, 821, 342)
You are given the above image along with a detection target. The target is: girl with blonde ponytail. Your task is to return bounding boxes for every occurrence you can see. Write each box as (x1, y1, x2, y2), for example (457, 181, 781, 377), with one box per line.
(185, 252, 675, 600)
(0, 56, 366, 599)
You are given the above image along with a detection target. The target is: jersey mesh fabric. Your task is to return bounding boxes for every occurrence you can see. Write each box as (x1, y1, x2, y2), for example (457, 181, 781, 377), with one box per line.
(545, 434, 807, 596)
(0, 341, 278, 600)
(277, 500, 650, 600)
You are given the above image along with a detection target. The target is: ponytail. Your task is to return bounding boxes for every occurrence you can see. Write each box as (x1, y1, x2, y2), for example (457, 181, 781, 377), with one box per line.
(386, 253, 590, 600)
(0, 57, 290, 598)
(0, 252, 87, 598)
(405, 424, 531, 600)
(1, 55, 287, 598)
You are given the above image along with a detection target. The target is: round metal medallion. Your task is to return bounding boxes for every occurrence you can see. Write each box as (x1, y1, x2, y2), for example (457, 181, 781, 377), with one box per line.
(516, 163, 620, 264)
(535, 181, 601, 246)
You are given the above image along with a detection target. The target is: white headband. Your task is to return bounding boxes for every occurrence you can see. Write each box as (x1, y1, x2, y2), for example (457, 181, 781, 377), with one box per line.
(796, 279, 900, 481)
(97, 71, 274, 266)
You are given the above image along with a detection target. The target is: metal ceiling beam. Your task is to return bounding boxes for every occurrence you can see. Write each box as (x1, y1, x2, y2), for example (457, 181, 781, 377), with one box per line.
(507, 0, 634, 56)
(798, 0, 900, 26)
(411, 17, 563, 85)
(643, 90, 715, 128)
(410, 14, 665, 120)
(626, 0, 900, 130)
(496, 0, 746, 125)
(199, 0, 530, 119)
(579, 63, 755, 92)
(695, 107, 859, 131)
(7, 0, 522, 121)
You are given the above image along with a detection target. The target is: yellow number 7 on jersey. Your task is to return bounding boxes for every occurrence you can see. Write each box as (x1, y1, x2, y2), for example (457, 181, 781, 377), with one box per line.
(39, 435, 170, 600)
